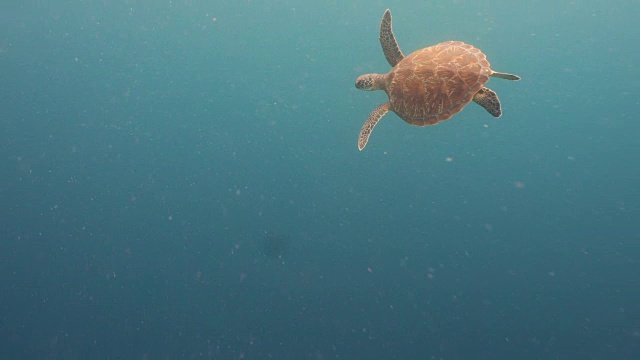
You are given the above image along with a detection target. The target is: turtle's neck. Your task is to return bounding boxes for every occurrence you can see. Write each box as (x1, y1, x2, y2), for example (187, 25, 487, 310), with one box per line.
(369, 74, 387, 90)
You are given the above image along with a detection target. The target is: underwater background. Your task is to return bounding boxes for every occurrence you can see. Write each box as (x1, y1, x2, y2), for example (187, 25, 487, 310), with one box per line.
(1, 0, 639, 359)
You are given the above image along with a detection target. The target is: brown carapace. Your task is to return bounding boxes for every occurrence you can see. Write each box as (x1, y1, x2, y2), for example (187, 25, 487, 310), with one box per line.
(355, 9, 520, 150)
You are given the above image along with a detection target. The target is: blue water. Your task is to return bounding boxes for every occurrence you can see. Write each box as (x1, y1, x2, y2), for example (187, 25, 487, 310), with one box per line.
(1, 1, 639, 359)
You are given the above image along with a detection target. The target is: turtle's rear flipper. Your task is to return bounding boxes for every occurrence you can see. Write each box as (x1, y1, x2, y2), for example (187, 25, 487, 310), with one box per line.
(473, 87, 502, 118)
(491, 71, 520, 81)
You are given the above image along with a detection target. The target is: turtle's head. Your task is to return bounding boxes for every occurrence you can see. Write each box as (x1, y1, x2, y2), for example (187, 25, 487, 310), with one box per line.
(355, 74, 385, 91)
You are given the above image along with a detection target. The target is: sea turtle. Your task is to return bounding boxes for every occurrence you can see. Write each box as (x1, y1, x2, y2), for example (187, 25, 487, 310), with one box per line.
(355, 9, 520, 150)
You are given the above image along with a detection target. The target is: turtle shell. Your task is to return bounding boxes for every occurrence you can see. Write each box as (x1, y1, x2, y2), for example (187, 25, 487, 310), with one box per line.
(385, 41, 492, 126)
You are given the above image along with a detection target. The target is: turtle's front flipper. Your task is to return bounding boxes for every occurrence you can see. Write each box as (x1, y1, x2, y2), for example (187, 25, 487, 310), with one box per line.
(491, 71, 520, 81)
(359, 102, 390, 150)
(473, 87, 502, 117)
(380, 9, 404, 67)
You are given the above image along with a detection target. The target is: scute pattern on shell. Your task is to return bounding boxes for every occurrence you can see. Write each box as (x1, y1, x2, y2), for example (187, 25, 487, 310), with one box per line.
(386, 41, 491, 126)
